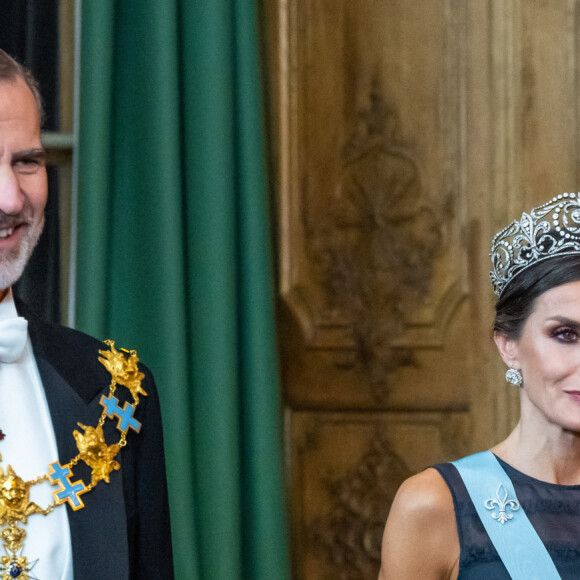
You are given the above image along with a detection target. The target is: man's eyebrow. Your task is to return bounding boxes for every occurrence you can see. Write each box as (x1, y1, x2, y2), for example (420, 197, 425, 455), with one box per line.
(12, 148, 46, 161)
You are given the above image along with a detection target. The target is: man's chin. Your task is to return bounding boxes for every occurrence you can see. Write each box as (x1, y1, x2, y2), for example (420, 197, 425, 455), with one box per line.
(0, 227, 43, 292)
(0, 258, 30, 292)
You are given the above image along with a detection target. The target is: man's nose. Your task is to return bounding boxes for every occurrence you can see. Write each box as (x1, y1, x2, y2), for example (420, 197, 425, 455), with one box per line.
(0, 167, 24, 215)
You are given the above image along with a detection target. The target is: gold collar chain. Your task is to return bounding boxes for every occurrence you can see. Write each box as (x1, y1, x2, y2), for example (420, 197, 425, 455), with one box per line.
(0, 340, 146, 580)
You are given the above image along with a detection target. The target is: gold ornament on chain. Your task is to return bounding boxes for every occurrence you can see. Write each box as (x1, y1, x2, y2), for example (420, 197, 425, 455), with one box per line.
(0, 340, 146, 580)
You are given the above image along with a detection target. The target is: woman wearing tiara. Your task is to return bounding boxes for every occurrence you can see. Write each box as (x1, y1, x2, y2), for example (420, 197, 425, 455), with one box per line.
(378, 193, 580, 579)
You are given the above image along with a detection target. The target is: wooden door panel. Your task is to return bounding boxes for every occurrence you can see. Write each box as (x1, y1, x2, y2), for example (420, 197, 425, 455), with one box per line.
(277, 0, 471, 407)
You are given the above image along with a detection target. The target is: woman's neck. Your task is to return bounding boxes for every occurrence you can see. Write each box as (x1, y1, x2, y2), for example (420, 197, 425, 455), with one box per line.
(492, 420, 580, 485)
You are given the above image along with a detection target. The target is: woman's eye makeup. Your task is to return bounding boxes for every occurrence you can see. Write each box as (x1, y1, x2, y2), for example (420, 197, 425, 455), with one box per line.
(550, 326, 580, 343)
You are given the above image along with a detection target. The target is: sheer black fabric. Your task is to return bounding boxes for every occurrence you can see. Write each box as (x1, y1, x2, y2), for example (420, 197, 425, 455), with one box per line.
(434, 457, 580, 578)
(0, 0, 61, 323)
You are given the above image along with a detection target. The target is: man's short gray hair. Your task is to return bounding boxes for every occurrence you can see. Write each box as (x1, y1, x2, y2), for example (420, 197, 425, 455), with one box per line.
(0, 49, 43, 123)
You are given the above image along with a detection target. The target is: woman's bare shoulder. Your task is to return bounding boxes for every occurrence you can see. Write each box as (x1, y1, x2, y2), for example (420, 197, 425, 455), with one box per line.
(393, 467, 454, 515)
(378, 468, 459, 580)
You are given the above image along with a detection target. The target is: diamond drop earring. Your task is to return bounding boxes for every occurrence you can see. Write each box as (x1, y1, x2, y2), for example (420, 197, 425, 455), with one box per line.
(505, 368, 523, 386)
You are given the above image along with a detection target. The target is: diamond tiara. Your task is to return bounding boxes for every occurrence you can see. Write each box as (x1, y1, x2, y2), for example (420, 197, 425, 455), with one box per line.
(490, 193, 580, 297)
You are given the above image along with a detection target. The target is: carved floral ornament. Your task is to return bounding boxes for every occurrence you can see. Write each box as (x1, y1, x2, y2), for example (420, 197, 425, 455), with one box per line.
(304, 80, 446, 393)
(312, 436, 411, 579)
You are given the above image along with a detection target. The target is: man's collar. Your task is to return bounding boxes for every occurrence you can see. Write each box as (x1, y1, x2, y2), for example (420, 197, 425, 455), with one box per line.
(15, 297, 108, 405)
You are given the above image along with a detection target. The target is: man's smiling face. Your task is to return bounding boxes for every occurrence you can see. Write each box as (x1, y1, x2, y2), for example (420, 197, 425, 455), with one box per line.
(0, 76, 47, 292)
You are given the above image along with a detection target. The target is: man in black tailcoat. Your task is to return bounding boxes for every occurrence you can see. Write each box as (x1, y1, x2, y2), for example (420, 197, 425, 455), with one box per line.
(0, 49, 173, 579)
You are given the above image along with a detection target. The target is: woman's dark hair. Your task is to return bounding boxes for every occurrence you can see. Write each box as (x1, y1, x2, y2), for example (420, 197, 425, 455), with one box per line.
(493, 254, 580, 339)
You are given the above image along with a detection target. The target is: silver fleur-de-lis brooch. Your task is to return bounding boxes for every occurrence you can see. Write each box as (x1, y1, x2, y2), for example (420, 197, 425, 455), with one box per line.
(484, 483, 520, 524)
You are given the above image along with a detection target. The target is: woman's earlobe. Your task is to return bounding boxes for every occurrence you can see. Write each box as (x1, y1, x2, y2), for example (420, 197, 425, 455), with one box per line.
(493, 332, 520, 369)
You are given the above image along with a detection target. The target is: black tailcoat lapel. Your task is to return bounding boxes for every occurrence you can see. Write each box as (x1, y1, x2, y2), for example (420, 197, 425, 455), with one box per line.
(16, 300, 174, 579)
(20, 302, 130, 579)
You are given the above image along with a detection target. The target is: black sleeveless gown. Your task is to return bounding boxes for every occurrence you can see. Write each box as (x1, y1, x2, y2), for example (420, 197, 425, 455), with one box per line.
(433, 456, 580, 578)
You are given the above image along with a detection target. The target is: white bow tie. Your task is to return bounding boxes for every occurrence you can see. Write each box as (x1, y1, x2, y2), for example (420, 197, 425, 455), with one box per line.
(0, 317, 28, 363)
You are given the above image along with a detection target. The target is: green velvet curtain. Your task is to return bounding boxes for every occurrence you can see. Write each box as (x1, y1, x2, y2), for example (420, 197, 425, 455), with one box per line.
(75, 2, 290, 578)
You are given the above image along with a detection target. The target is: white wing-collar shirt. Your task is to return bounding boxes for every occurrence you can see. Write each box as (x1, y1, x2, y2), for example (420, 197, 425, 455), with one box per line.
(0, 288, 73, 579)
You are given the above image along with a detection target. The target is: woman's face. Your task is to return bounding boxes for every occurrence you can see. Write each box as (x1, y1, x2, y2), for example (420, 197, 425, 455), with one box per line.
(497, 279, 580, 432)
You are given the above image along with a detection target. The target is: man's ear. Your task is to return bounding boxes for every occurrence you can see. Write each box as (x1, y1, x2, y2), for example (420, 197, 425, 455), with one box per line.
(494, 332, 520, 369)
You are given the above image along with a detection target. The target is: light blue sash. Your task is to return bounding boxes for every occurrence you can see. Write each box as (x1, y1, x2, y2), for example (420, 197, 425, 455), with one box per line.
(452, 451, 561, 579)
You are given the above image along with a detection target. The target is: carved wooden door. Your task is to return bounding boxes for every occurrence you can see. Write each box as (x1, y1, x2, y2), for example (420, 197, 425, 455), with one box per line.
(261, 1, 580, 578)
